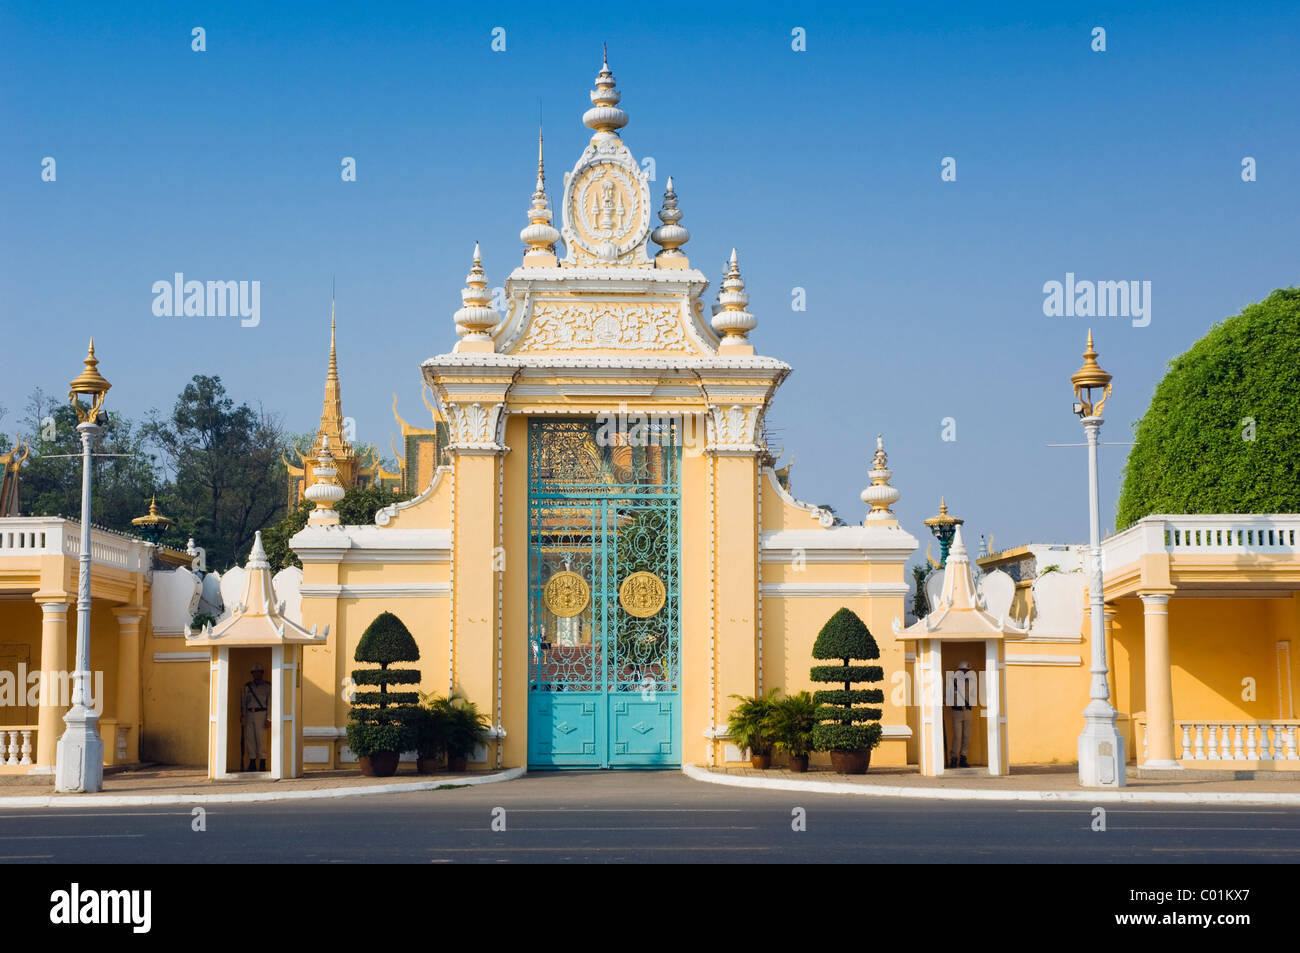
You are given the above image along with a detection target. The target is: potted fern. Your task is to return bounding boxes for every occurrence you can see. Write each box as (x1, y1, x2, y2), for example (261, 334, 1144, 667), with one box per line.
(413, 692, 450, 774)
(770, 690, 817, 772)
(441, 695, 490, 772)
(727, 689, 780, 768)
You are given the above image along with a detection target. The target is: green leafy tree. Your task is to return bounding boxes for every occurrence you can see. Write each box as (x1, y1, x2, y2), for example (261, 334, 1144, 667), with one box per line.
(911, 563, 933, 618)
(16, 388, 162, 529)
(144, 375, 286, 569)
(810, 607, 884, 753)
(1116, 288, 1300, 529)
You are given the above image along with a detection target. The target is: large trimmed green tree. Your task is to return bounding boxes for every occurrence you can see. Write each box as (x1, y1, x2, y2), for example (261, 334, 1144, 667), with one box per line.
(810, 607, 884, 763)
(1116, 288, 1300, 529)
(345, 611, 422, 768)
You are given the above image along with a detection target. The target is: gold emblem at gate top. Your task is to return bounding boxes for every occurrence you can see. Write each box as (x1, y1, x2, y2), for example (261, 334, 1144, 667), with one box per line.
(543, 571, 590, 618)
(619, 571, 667, 618)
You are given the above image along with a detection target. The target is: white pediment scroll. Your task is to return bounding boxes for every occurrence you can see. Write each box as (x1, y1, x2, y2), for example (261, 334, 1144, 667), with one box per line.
(979, 569, 1016, 622)
(150, 567, 202, 636)
(1029, 571, 1086, 637)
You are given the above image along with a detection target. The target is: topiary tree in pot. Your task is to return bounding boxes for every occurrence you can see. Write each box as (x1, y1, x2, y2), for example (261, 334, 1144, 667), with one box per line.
(810, 607, 884, 774)
(345, 611, 421, 777)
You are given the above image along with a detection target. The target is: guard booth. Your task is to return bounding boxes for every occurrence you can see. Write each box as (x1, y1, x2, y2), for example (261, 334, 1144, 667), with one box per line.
(896, 527, 1028, 775)
(186, 532, 326, 779)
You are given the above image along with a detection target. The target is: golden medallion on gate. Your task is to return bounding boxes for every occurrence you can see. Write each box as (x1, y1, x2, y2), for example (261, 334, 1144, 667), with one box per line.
(543, 570, 590, 618)
(619, 571, 666, 618)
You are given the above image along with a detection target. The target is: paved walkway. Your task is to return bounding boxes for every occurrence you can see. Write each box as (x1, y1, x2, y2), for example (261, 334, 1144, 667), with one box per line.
(0, 764, 523, 807)
(686, 762, 1300, 805)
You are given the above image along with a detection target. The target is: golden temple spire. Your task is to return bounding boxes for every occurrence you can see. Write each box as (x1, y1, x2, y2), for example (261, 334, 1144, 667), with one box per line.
(316, 298, 349, 455)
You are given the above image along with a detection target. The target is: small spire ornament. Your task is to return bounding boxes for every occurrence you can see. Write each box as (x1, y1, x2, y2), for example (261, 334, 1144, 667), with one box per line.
(583, 47, 628, 137)
(453, 243, 499, 352)
(860, 435, 901, 523)
(305, 435, 345, 525)
(651, 176, 690, 267)
(711, 249, 757, 354)
(520, 131, 560, 266)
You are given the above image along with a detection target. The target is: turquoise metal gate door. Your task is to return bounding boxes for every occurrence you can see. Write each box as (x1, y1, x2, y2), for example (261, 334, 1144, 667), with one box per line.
(527, 418, 681, 768)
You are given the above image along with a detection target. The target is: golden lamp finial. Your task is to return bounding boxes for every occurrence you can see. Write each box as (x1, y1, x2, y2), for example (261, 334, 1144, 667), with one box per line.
(69, 338, 111, 423)
(1071, 328, 1113, 417)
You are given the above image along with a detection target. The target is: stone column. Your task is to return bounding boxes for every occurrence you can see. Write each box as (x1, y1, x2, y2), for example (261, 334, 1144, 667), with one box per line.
(35, 596, 70, 770)
(1102, 605, 1118, 702)
(1139, 592, 1180, 768)
(111, 606, 145, 763)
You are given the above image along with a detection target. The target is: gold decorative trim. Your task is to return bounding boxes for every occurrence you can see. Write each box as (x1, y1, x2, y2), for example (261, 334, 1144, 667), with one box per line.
(543, 571, 590, 618)
(619, 571, 666, 618)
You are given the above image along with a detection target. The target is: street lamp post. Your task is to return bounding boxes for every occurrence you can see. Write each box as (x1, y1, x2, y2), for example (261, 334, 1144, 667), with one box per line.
(1071, 330, 1125, 788)
(55, 339, 111, 794)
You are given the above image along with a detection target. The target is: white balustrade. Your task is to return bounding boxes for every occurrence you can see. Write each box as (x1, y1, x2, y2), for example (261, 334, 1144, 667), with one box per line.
(0, 516, 149, 571)
(0, 728, 37, 769)
(1175, 721, 1300, 763)
(1104, 514, 1300, 570)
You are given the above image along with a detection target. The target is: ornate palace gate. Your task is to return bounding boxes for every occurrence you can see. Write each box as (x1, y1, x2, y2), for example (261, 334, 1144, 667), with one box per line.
(527, 418, 681, 768)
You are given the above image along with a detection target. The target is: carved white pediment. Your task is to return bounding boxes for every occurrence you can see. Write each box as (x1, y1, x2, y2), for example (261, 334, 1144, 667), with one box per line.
(515, 302, 692, 353)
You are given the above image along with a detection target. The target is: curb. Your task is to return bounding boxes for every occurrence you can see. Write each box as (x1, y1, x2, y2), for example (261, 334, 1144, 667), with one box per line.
(681, 763, 1300, 806)
(0, 767, 526, 809)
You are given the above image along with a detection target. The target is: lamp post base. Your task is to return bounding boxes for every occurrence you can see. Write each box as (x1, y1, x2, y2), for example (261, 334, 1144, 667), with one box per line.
(54, 705, 104, 794)
(1078, 702, 1126, 788)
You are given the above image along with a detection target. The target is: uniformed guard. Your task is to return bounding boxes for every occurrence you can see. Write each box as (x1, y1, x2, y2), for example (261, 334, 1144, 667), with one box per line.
(947, 660, 975, 768)
(241, 663, 270, 772)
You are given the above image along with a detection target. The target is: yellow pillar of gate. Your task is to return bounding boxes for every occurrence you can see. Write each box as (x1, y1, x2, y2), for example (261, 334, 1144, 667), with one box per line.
(711, 451, 760, 764)
(451, 448, 504, 768)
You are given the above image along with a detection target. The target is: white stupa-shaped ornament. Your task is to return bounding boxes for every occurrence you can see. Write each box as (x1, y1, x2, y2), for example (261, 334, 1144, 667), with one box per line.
(583, 47, 628, 139)
(861, 434, 901, 523)
(452, 243, 499, 352)
(305, 435, 345, 525)
(651, 176, 690, 268)
(711, 249, 757, 355)
(520, 132, 560, 267)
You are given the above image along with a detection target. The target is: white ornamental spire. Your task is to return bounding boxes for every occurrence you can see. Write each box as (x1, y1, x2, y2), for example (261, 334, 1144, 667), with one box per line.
(861, 434, 901, 523)
(520, 131, 560, 267)
(711, 249, 757, 354)
(651, 176, 690, 268)
(583, 46, 628, 138)
(305, 435, 345, 525)
(452, 243, 499, 352)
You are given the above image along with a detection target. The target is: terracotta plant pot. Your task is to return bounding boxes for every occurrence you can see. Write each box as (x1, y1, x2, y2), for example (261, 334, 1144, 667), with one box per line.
(446, 754, 468, 772)
(359, 751, 400, 777)
(829, 749, 872, 775)
(788, 754, 810, 773)
(751, 753, 772, 770)
(416, 757, 443, 775)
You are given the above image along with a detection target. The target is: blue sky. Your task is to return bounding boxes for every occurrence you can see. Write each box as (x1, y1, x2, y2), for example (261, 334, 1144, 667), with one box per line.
(2, 1, 1297, 556)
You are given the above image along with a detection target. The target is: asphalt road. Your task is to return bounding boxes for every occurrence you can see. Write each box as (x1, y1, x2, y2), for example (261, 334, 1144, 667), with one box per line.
(1, 771, 1297, 864)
